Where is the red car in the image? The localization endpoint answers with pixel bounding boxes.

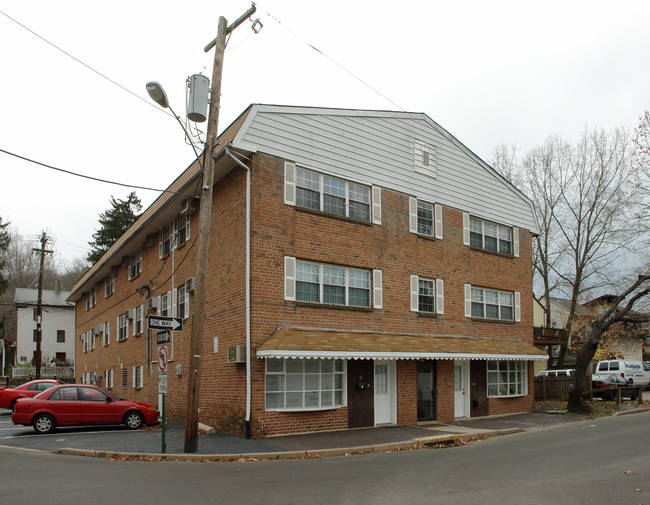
[0,379,60,412]
[12,384,159,434]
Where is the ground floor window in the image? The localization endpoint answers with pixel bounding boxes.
[487,360,527,397]
[265,358,345,410]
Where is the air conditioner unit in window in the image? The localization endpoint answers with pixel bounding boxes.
[144,233,157,248]
[125,309,135,320]
[227,345,246,364]
[185,277,195,293]
[181,198,199,216]
[93,324,103,335]
[146,297,158,311]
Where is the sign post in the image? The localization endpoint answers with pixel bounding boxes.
[157,331,169,453]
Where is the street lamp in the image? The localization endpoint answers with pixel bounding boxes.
[145,81,203,168]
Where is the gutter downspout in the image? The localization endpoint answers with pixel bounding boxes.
[225,148,251,437]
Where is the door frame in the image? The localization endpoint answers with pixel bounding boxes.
[373,360,396,425]
[454,360,470,418]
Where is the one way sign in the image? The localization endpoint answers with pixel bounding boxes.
[147,315,183,331]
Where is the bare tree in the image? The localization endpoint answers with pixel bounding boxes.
[568,274,650,414]
[632,111,650,251]
[553,127,638,366]
[522,136,571,328]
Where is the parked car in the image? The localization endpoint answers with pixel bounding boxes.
[591,374,638,401]
[536,369,574,378]
[11,384,159,434]
[594,360,650,386]
[0,379,61,412]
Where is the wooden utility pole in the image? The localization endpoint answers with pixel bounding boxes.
[33,232,53,379]
[184,4,257,453]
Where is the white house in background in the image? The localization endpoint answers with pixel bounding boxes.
[14,288,75,367]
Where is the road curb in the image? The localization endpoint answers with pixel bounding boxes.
[50,428,522,462]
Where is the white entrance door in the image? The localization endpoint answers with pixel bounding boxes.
[454,361,469,418]
[374,361,395,425]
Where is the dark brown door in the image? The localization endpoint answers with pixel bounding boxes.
[347,359,374,428]
[417,361,437,421]
[470,361,488,417]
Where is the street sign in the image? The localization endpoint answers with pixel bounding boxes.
[158,345,168,373]
[147,315,183,331]
[156,331,170,346]
[158,373,168,394]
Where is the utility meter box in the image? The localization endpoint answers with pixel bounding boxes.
[187,74,209,123]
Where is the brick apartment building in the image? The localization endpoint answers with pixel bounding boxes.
[70,105,547,438]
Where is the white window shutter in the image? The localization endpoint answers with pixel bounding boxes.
[373,269,383,309]
[132,308,136,336]
[132,367,136,388]
[513,227,520,257]
[156,296,161,313]
[409,197,418,234]
[514,291,521,322]
[435,204,443,240]
[116,316,119,339]
[464,284,472,317]
[159,231,163,259]
[410,275,419,312]
[172,289,177,318]
[436,279,444,315]
[284,256,296,301]
[372,186,382,225]
[284,162,296,205]
[186,214,191,241]
[463,213,470,246]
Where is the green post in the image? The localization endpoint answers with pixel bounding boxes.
[162,394,166,453]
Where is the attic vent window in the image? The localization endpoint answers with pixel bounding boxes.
[413,139,437,178]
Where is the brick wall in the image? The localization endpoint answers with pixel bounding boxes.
[75,150,536,438]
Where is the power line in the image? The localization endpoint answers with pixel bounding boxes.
[0,147,196,196]
[0,9,172,118]
[254,2,408,113]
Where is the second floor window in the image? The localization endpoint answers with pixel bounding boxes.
[471,287,514,321]
[295,260,370,307]
[296,167,371,222]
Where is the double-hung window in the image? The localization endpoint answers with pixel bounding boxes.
[409,197,443,239]
[161,292,170,317]
[104,369,114,389]
[118,314,128,341]
[295,167,371,222]
[134,306,144,335]
[487,361,527,397]
[470,286,514,321]
[295,260,370,307]
[129,249,143,279]
[133,366,143,389]
[178,285,188,319]
[469,216,513,255]
[410,275,444,314]
[105,274,115,297]
[265,358,345,410]
[103,321,110,346]
[417,202,434,236]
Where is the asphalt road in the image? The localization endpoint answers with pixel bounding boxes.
[1,411,649,505]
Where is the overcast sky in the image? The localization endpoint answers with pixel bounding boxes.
[1,0,648,265]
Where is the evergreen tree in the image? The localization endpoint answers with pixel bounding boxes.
[0,216,9,294]
[87,192,142,264]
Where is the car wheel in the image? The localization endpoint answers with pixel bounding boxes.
[9,399,17,413]
[33,414,55,434]
[124,411,144,430]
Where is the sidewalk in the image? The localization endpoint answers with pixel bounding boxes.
[52,409,601,461]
